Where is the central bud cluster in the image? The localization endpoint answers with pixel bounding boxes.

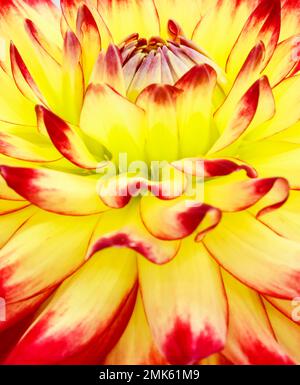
[119,29,218,101]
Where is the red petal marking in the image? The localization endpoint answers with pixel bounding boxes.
[63,30,81,65]
[175,63,217,90]
[98,172,186,209]
[210,79,260,154]
[178,204,222,241]
[168,19,184,40]
[1,166,39,199]
[240,339,294,365]
[172,158,257,178]
[5,283,138,365]
[87,233,171,265]
[40,106,96,170]
[137,83,182,106]
[10,43,46,104]
[76,3,100,40]
[163,318,224,365]
[41,107,72,152]
[254,178,290,217]
[0,290,54,333]
[227,0,281,72]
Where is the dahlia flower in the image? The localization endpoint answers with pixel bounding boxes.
[0,0,300,365]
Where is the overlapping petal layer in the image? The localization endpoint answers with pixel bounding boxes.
[0,0,300,365]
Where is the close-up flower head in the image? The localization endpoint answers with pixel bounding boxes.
[0,0,300,366]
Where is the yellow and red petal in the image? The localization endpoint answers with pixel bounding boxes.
[222,271,293,365]
[5,248,137,364]
[0,166,107,215]
[204,212,300,299]
[105,292,167,365]
[87,200,180,265]
[138,238,227,364]
[0,210,98,303]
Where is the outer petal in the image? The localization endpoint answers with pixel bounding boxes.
[91,44,126,95]
[5,248,138,364]
[0,289,53,333]
[0,66,36,125]
[0,205,36,248]
[281,0,300,41]
[263,35,300,86]
[76,4,101,85]
[105,293,167,365]
[246,75,300,140]
[0,166,107,215]
[222,271,293,365]
[239,140,300,189]
[80,83,145,163]
[175,64,217,157]
[87,200,180,265]
[203,211,300,299]
[154,0,205,38]
[209,79,260,154]
[0,210,98,303]
[40,106,99,169]
[205,174,289,215]
[0,128,61,163]
[139,238,227,365]
[136,84,181,162]
[193,0,260,68]
[264,299,300,364]
[259,190,300,243]
[97,0,160,43]
[226,0,280,79]
[61,30,84,124]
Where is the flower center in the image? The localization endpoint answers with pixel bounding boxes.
[119,32,220,102]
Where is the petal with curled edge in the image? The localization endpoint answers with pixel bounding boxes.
[0,166,108,216]
[5,248,138,365]
[204,211,300,299]
[97,164,187,209]
[140,194,222,241]
[138,238,227,365]
[172,157,257,178]
[86,200,180,265]
[0,210,99,303]
[204,173,289,215]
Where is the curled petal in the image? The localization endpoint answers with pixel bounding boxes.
[140,195,222,241]
[87,201,180,265]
